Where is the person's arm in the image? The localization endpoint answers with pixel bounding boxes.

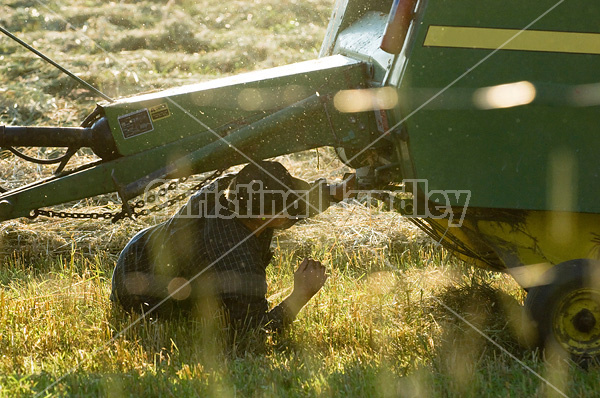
[293,173,356,219]
[263,258,328,330]
[205,203,332,331]
[280,258,328,318]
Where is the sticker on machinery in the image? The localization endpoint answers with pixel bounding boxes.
[149,103,171,121]
[118,109,154,139]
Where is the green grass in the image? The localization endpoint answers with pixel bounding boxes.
[2,243,598,397]
[1,1,599,397]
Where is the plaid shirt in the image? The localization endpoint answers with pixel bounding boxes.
[111,174,319,330]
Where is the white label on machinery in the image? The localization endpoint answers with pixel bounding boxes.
[118,109,154,139]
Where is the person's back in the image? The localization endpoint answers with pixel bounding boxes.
[111,172,270,318]
[111,161,340,334]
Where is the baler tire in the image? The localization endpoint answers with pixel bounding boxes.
[524,259,600,366]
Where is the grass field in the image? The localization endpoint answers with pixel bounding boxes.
[0,1,599,397]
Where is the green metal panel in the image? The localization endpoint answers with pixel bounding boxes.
[103,56,368,156]
[395,0,600,213]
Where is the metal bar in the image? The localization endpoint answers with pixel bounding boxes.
[0,92,345,221]
[0,57,374,221]
[0,125,95,147]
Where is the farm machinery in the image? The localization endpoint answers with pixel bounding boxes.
[2,0,600,361]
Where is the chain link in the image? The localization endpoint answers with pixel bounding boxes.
[29,170,223,222]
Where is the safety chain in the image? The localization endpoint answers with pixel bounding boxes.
[29,169,224,223]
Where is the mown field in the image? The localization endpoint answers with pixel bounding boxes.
[0,1,598,397]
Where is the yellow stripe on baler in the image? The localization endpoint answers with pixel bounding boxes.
[424,25,600,55]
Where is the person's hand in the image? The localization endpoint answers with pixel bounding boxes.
[330,173,356,202]
[292,258,328,300]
